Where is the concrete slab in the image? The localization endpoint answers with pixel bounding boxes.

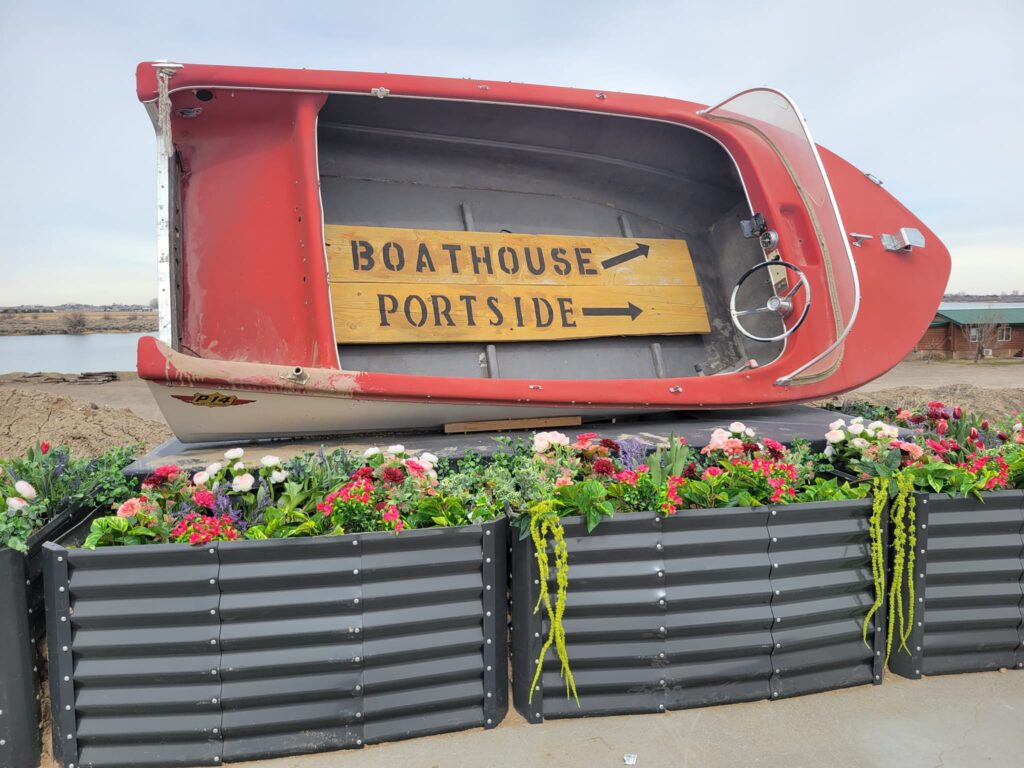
[239,672,1023,768]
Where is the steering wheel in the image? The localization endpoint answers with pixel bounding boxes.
[729,260,810,342]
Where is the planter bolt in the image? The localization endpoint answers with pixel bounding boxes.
[67,734,72,740]
[876,651,881,656]
[212,728,218,734]
[211,640,217,645]
[211,669,217,675]
[486,530,492,536]
[486,639,492,645]
[208,549,214,554]
[771,510,777,516]
[355,628,361,634]
[776,643,782,649]
[657,571,664,578]
[773,563,779,568]
[915,670,920,675]
[535,713,541,719]
[210,579,216,584]
[486,666,492,672]
[356,739,363,746]
[355,685,361,691]
[774,590,780,596]
[659,679,666,685]
[59,586,65,592]
[212,698,218,704]
[487,692,492,698]
[353,569,359,575]
[918,621,922,627]
[64,675,69,681]
[771,537,778,543]
[354,656,361,663]
[486,585,492,590]
[658,652,665,659]
[918,597,923,603]
[486,611,492,617]
[875,675,880,680]
[58,556,63,562]
[485,557,491,563]
[353,540,358,545]
[655,543,663,551]
[658,599,665,606]
[354,598,360,604]
[487,718,493,724]
[921,523,927,528]
[658,704,666,711]
[535,632,540,638]
[920,549,925,555]
[659,627,666,633]
[534,580,539,585]
[210,609,216,615]
[775,669,781,675]
[356,712,363,719]
[916,646,921,651]
[772,692,779,698]
[62,646,68,652]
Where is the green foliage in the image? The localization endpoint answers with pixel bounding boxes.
[795,477,869,503]
[646,434,692,487]
[553,479,614,532]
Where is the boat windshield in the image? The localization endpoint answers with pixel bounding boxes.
[702,89,859,385]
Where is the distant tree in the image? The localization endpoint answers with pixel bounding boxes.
[959,310,1004,363]
[148,297,159,310]
[63,311,88,335]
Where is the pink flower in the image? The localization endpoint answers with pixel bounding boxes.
[403,459,427,478]
[14,480,37,500]
[723,438,745,457]
[382,505,401,522]
[192,490,216,510]
[702,467,724,480]
[6,497,28,511]
[554,475,573,488]
[613,470,638,486]
[636,464,650,473]
[116,497,147,518]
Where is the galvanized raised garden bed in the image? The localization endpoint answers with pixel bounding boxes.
[44,519,507,768]
[889,490,1024,678]
[511,500,886,721]
[1,506,96,768]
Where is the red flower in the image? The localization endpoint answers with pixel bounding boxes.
[952,406,963,420]
[154,464,181,481]
[997,431,1009,441]
[40,441,50,454]
[592,458,615,476]
[969,427,979,440]
[192,490,216,510]
[981,419,990,430]
[577,432,598,441]
[927,401,945,409]
[381,466,406,484]
[599,438,621,452]
[936,420,949,435]
[352,466,374,480]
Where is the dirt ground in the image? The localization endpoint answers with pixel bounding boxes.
[0,360,1020,459]
[0,310,157,336]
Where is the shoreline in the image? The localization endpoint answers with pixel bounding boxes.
[0,310,156,336]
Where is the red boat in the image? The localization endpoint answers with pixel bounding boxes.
[135,61,949,442]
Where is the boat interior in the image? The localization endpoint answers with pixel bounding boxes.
[317,94,785,380]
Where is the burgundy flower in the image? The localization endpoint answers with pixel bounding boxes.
[599,438,621,453]
[909,414,928,424]
[981,419,990,431]
[592,458,615,476]
[154,464,181,481]
[381,466,406,483]
[952,406,963,420]
[682,461,698,479]
[998,431,1009,441]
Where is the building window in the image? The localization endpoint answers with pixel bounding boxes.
[997,326,1011,342]
[968,326,979,342]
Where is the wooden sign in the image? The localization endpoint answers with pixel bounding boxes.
[325,225,709,343]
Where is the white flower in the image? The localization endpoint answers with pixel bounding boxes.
[193,471,210,486]
[729,421,746,434]
[233,461,245,472]
[260,455,281,468]
[863,430,876,439]
[419,452,439,466]
[848,423,865,436]
[851,416,865,424]
[205,462,223,475]
[532,433,551,453]
[825,429,845,444]
[824,445,835,458]
[363,447,380,458]
[14,480,37,500]
[867,421,885,432]
[270,469,289,484]
[548,432,570,447]
[1014,423,1022,433]
[829,419,846,431]
[386,444,406,454]
[881,424,900,438]
[6,496,28,510]
[851,438,870,449]
[231,473,255,493]
[744,428,756,438]
[224,447,245,460]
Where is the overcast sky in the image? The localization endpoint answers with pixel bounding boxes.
[1,0,1020,304]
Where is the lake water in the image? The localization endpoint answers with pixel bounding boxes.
[0,333,149,374]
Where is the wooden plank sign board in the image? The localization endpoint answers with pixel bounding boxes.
[325,225,709,343]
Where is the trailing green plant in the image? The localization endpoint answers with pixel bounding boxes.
[527,498,577,705]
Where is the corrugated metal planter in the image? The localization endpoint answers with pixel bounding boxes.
[511,500,886,721]
[1,507,95,768]
[43,519,507,768]
[889,490,1024,678]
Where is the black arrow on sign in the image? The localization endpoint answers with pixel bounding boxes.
[601,242,650,269]
[582,303,643,321]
